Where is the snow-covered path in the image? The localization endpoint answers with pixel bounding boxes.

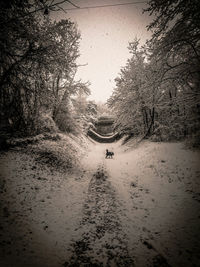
[68,139,200,267]
[0,138,200,266]
[104,140,200,267]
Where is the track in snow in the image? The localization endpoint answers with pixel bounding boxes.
[65,165,134,267]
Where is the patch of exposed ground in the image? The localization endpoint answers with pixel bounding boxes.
[64,166,134,266]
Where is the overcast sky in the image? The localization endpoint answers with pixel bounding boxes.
[52,0,153,102]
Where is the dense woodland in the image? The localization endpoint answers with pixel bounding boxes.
[0,0,200,145]
[0,0,101,137]
[108,0,200,144]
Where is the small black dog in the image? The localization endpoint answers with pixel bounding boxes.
[105,149,114,159]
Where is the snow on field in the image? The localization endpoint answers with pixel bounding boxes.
[0,135,200,266]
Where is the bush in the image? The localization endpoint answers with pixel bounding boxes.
[54,108,81,135]
[151,122,185,142]
[36,114,58,134]
[185,130,200,149]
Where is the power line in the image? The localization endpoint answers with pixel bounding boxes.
[64,1,148,11]
[66,0,80,8]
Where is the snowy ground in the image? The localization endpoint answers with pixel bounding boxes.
[0,135,200,266]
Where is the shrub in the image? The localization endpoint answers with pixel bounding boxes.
[54,107,81,135]
[36,114,58,134]
[151,122,185,142]
[185,130,200,149]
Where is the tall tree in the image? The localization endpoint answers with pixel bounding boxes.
[145,0,200,138]
[109,1,200,141]
[0,1,84,135]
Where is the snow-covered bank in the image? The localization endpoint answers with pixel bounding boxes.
[0,134,91,267]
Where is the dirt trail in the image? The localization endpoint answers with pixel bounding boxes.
[0,138,200,266]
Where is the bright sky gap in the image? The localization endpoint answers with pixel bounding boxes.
[52,0,153,102]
